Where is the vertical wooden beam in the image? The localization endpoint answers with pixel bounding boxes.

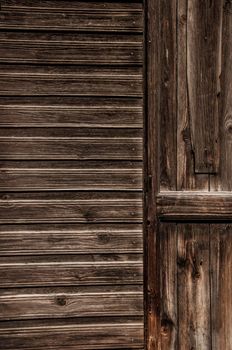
[177,224,211,349]
[211,1,232,190]
[187,0,222,173]
[210,224,232,349]
[159,0,177,191]
[145,0,160,348]
[177,0,208,190]
[160,223,177,350]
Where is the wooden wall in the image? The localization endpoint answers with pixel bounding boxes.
[0,1,144,349]
[146,0,232,349]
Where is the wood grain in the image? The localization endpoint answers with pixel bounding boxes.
[0,66,143,97]
[159,0,177,191]
[0,97,143,128]
[0,255,143,287]
[187,0,221,173]
[159,223,177,350]
[177,224,210,349]
[157,191,232,221]
[0,223,143,255]
[210,224,232,349]
[0,287,143,320]
[177,0,208,190]
[0,192,142,223]
[0,32,143,65]
[0,318,144,349]
[0,2,143,32]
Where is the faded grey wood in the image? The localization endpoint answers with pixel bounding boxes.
[177,224,210,350]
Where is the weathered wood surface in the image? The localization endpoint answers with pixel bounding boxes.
[177,224,210,350]
[0,97,143,128]
[186,0,221,173]
[0,32,143,65]
[159,223,177,350]
[0,192,142,223]
[0,66,143,97]
[0,317,144,349]
[0,286,143,320]
[0,223,143,255]
[0,128,142,160]
[157,191,232,221]
[177,0,208,190]
[0,1,143,32]
[159,0,177,191]
[210,224,232,349]
[0,1,144,349]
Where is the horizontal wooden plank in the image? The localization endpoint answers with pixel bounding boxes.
[0,169,142,191]
[0,32,143,65]
[0,320,144,349]
[0,287,143,320]
[0,257,143,287]
[1,0,143,11]
[157,191,232,221]
[0,191,142,223]
[0,2,143,33]
[0,223,143,255]
[0,66,143,97]
[0,128,142,160]
[0,96,143,128]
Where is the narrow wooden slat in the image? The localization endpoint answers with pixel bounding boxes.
[187,0,222,173]
[0,160,142,191]
[0,32,143,65]
[0,66,143,97]
[0,321,144,349]
[177,224,210,349]
[177,0,208,191]
[0,223,143,255]
[0,98,143,128]
[210,224,232,349]
[211,1,232,190]
[0,288,143,321]
[159,223,177,350]
[0,96,143,128]
[1,0,143,11]
[159,0,177,191]
[157,191,232,221]
[0,3,143,32]
[0,191,142,224]
[0,257,143,287]
[0,128,142,160]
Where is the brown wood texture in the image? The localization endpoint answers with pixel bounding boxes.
[146,0,232,349]
[157,191,232,221]
[0,1,144,349]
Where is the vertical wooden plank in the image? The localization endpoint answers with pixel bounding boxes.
[177,0,208,191]
[177,224,211,350]
[145,0,161,348]
[211,1,232,190]
[187,0,222,173]
[210,224,232,349]
[160,223,177,350]
[159,0,177,191]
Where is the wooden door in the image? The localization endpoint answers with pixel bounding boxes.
[0,1,144,349]
[146,0,232,349]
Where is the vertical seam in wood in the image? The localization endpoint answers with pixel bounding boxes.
[209,223,213,350]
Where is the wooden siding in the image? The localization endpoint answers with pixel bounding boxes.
[0,1,144,349]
